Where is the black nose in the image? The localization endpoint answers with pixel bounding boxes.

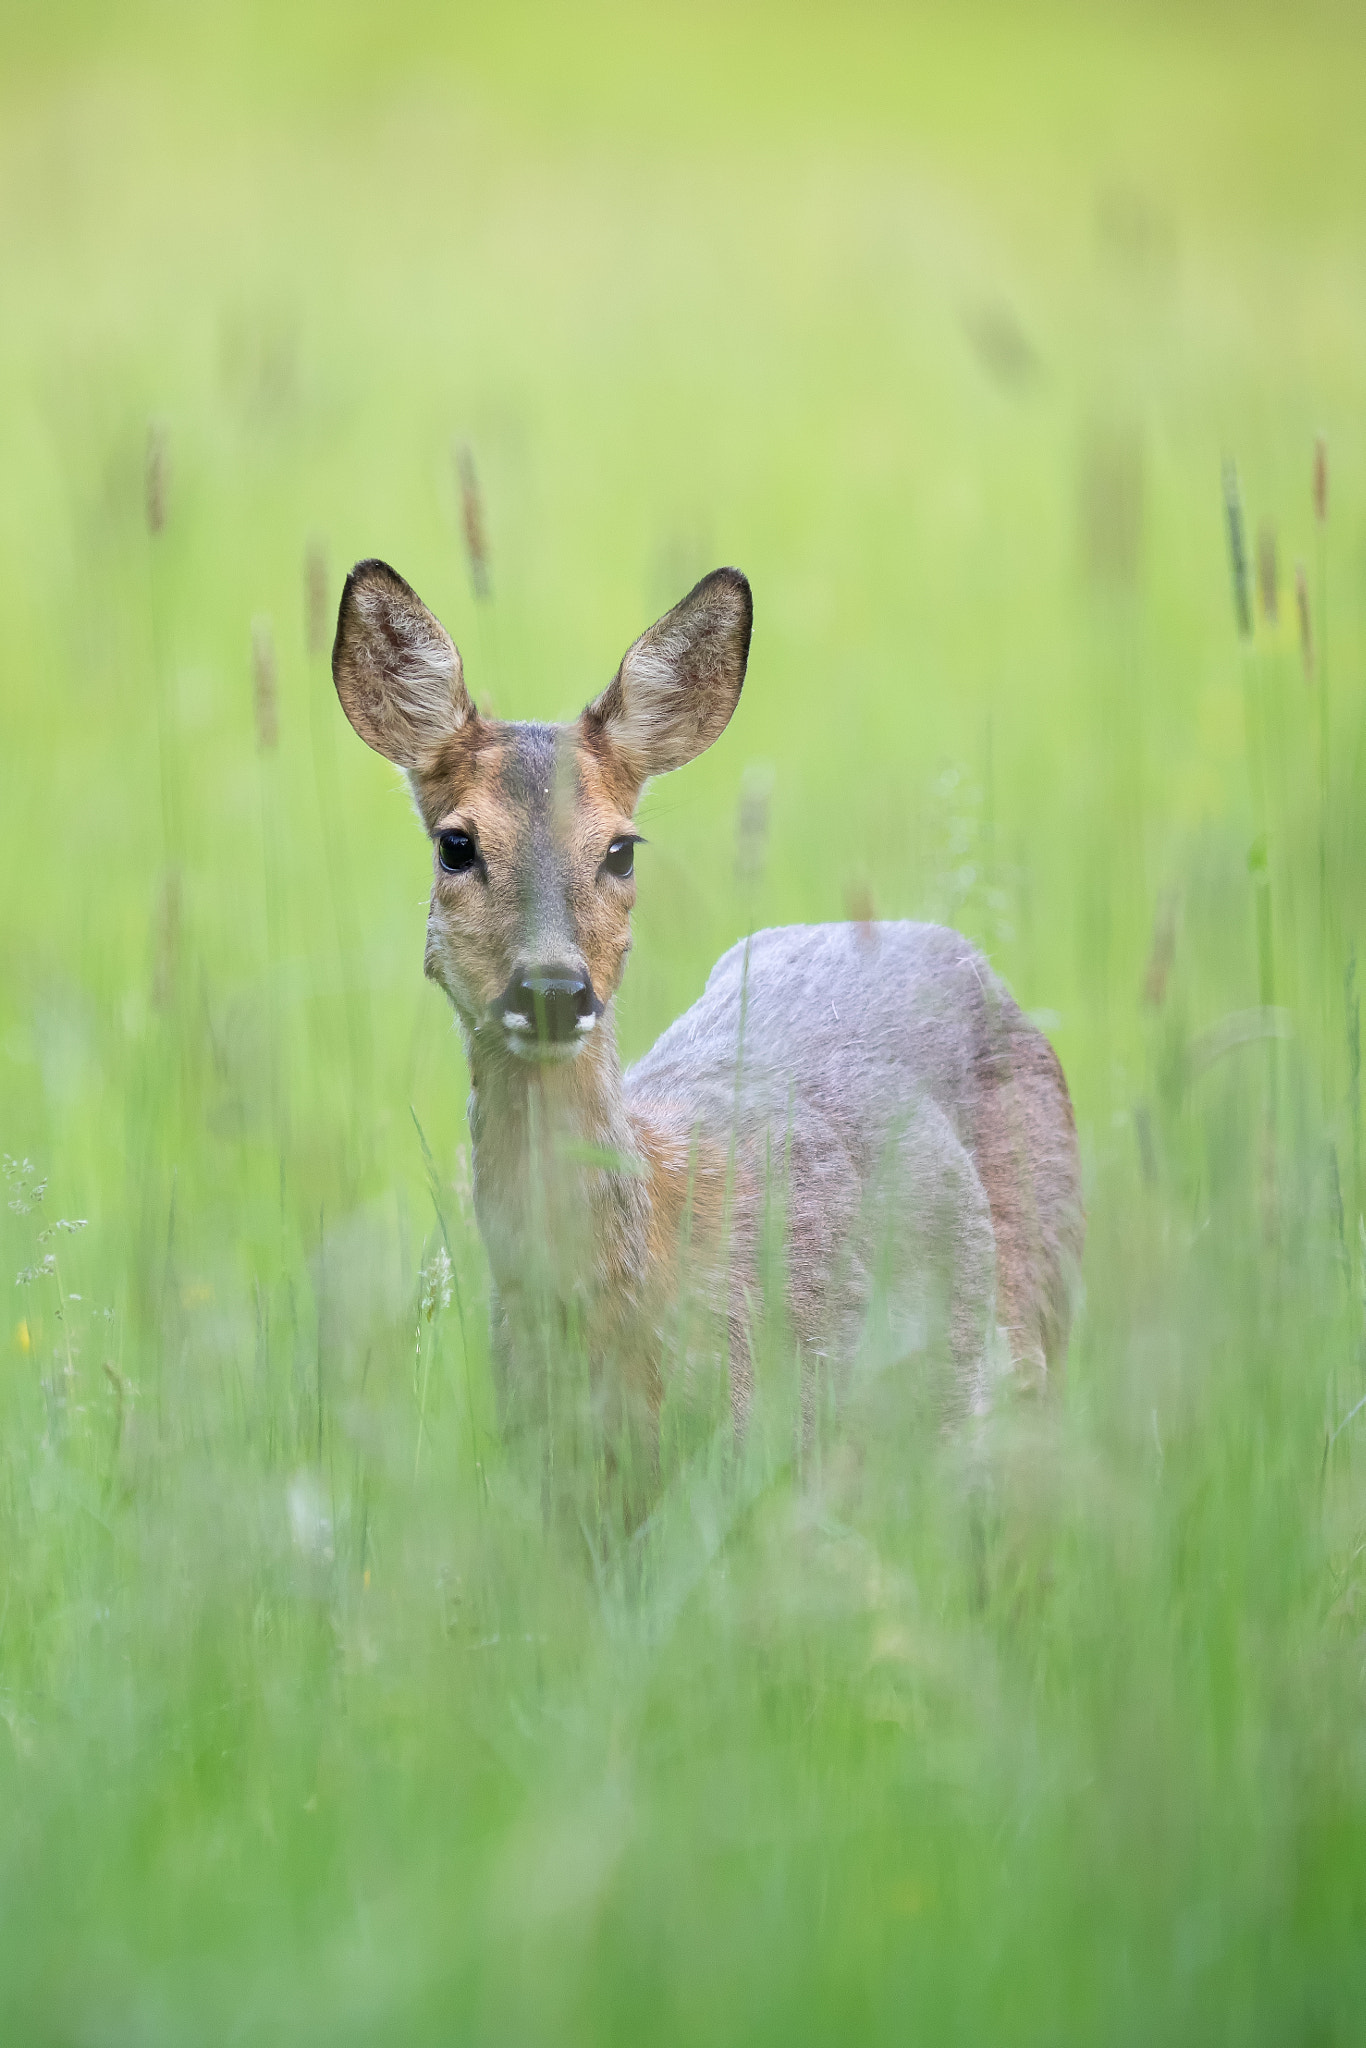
[503,967,597,1044]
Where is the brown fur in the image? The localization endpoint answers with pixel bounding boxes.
[973,998,1084,1391]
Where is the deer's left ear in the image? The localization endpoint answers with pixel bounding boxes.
[332,558,473,769]
[581,567,751,787]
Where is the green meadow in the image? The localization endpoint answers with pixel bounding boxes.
[3,1,1366,2038]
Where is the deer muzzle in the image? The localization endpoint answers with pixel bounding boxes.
[496,965,602,1055]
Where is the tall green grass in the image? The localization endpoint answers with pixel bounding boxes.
[3,3,1366,2039]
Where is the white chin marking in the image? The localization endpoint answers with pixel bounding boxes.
[504,1032,582,1064]
[575,1012,596,1034]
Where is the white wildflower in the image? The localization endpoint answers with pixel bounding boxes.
[422,1245,453,1321]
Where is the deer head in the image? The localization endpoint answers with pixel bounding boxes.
[332,560,751,1059]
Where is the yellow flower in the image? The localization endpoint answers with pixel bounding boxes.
[15,1320,30,1353]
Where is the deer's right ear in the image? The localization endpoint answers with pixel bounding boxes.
[581,567,751,790]
[332,559,473,769]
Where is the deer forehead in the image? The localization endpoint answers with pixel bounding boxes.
[418,722,634,860]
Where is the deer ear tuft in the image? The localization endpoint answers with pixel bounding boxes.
[332,559,472,769]
[581,567,751,788]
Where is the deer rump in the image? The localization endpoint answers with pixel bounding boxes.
[625,920,1082,1425]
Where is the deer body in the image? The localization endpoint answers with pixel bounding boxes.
[333,561,1082,1438]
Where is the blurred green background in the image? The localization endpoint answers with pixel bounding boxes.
[4,2,1366,2040]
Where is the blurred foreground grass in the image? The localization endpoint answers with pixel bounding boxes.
[4,2,1366,2040]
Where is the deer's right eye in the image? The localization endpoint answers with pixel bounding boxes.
[438,831,479,874]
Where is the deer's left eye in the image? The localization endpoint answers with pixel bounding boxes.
[438,830,479,874]
[603,838,635,880]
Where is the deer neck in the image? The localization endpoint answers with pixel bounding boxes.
[464,1003,650,1307]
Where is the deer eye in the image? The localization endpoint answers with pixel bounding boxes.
[437,830,479,875]
[603,837,635,880]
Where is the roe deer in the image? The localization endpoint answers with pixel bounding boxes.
[332,560,1083,1438]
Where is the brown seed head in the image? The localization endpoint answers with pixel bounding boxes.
[1256,521,1278,625]
[844,880,879,954]
[1080,420,1144,588]
[735,763,774,885]
[1142,892,1178,1008]
[145,423,168,536]
[455,441,490,602]
[1313,435,1328,525]
[253,618,279,752]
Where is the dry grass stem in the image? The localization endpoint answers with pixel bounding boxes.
[1295,560,1314,681]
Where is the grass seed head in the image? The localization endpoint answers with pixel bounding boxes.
[4,1157,47,1214]
[735,762,775,886]
[1080,421,1144,587]
[145,422,168,536]
[1313,434,1328,524]
[1143,892,1178,1008]
[455,441,490,602]
[844,880,879,954]
[253,618,279,752]
[422,1246,453,1321]
[1221,459,1251,638]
